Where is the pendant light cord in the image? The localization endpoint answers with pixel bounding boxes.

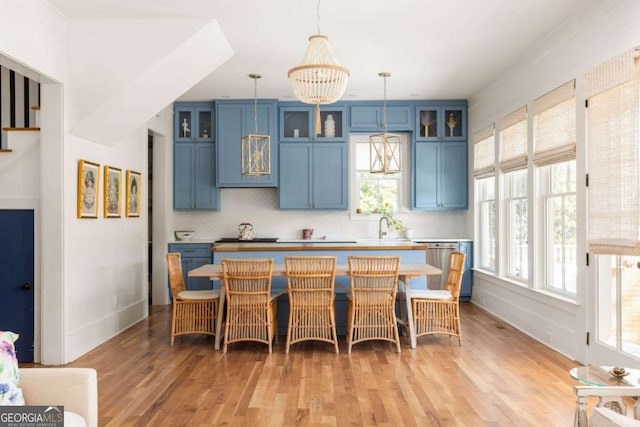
[383,75,388,134]
[316,0,321,34]
[253,76,258,134]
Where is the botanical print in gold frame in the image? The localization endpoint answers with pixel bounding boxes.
[126,170,141,218]
[103,165,121,218]
[77,160,100,218]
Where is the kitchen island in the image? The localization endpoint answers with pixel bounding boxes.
[189,260,441,350]
[209,240,432,337]
[211,240,428,275]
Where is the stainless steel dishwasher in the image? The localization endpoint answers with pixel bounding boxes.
[414,241,457,290]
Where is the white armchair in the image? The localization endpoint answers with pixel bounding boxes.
[19,368,98,427]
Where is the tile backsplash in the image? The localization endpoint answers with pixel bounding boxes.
[173,188,470,241]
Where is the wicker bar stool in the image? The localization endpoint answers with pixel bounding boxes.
[221,258,281,353]
[409,251,466,345]
[346,256,401,353]
[284,256,339,354]
[166,253,220,346]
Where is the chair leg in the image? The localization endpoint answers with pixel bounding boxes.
[393,314,401,353]
[223,306,231,354]
[347,300,356,354]
[285,311,293,354]
[171,301,178,346]
[268,300,277,354]
[331,306,339,354]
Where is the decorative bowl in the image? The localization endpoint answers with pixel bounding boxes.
[175,230,195,241]
[609,367,630,379]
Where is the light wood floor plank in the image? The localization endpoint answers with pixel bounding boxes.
[26,302,582,426]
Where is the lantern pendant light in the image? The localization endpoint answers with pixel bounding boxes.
[287,0,349,134]
[241,74,271,176]
[370,72,401,174]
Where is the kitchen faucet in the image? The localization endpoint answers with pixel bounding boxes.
[379,216,390,239]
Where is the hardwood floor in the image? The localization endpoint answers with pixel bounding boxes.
[57,302,579,426]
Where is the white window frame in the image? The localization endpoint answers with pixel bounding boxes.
[349,133,409,219]
[539,160,577,295]
[476,176,496,272]
[504,169,528,282]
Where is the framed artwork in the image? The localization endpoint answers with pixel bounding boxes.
[103,165,122,218]
[126,170,141,217]
[77,160,100,218]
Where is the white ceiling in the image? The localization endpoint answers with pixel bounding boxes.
[47,0,595,101]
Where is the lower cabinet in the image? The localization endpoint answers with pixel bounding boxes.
[412,141,468,210]
[457,241,473,301]
[279,142,348,210]
[167,243,215,291]
[174,143,219,210]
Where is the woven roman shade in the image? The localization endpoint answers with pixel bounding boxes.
[585,48,640,255]
[533,80,576,166]
[499,106,528,172]
[473,125,495,178]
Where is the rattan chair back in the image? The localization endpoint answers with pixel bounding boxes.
[284,256,338,353]
[446,251,466,300]
[346,256,401,353]
[166,252,187,298]
[221,258,277,353]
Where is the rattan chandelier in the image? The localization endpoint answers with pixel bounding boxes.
[287,0,349,134]
[241,74,271,176]
[370,72,401,174]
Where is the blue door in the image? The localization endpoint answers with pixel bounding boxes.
[0,210,34,362]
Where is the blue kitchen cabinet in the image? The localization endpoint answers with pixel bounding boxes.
[412,141,467,210]
[167,243,217,291]
[349,102,413,131]
[457,241,473,301]
[174,143,219,210]
[174,102,214,143]
[415,103,467,141]
[279,142,348,210]
[279,103,346,142]
[173,102,219,211]
[215,99,278,187]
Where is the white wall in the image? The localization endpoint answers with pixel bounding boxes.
[0,3,229,363]
[467,0,640,362]
[0,1,66,83]
[0,132,41,198]
[63,129,149,361]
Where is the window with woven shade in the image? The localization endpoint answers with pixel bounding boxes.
[585,48,640,255]
[473,125,495,178]
[500,106,529,281]
[499,106,528,173]
[474,124,496,271]
[533,80,576,167]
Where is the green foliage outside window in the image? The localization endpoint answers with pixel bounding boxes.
[358,172,404,231]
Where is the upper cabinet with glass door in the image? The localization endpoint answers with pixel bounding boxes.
[279,102,346,142]
[415,102,467,141]
[174,102,215,143]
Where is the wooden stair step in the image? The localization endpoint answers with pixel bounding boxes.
[0,149,13,153]
[2,127,41,131]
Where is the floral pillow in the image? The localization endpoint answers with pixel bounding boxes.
[0,331,25,405]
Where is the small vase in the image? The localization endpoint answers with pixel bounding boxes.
[324,114,335,138]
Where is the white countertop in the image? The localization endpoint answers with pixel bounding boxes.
[168,238,472,244]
